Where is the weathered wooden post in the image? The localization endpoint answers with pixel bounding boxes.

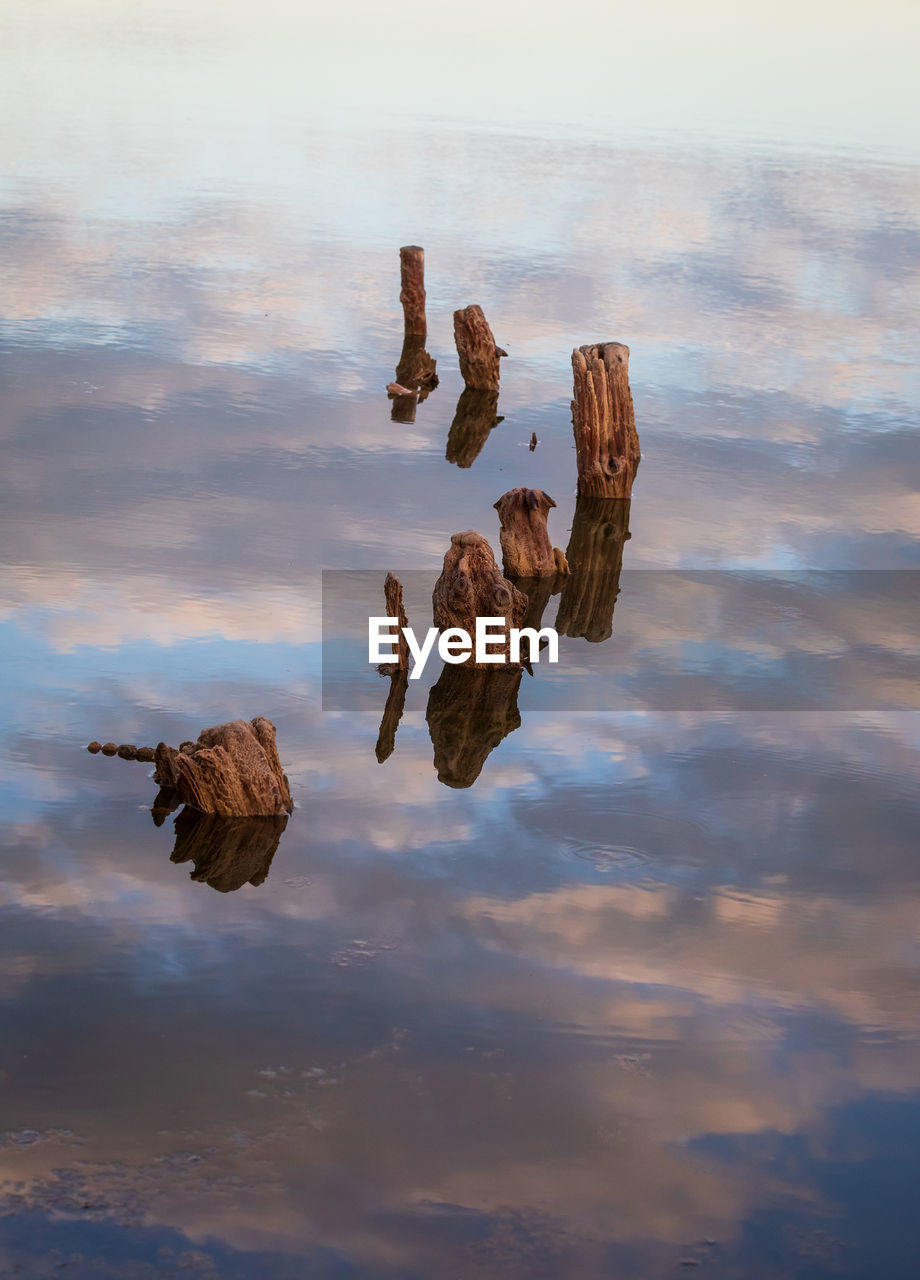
[426,665,523,788]
[555,497,631,643]
[446,388,503,467]
[432,531,526,665]
[399,245,427,338]
[571,342,640,498]
[375,572,410,763]
[453,305,507,391]
[493,487,569,579]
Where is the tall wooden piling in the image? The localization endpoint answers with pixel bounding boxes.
[571,342,640,498]
[399,245,427,338]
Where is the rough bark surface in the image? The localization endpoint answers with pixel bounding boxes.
[446,389,503,467]
[432,531,527,666]
[494,487,569,579]
[453,305,506,391]
[153,717,292,817]
[170,809,288,892]
[426,665,523,788]
[399,245,427,337]
[571,342,640,498]
[381,572,410,672]
[555,497,631,643]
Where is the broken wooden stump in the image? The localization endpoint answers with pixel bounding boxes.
[432,531,527,666]
[493,487,569,580]
[555,496,632,643]
[153,716,292,817]
[453,304,506,392]
[426,665,523,788]
[376,572,410,763]
[170,809,288,892]
[399,245,427,338]
[446,388,503,467]
[571,342,640,498]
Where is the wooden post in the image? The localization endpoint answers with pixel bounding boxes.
[453,305,507,391]
[493,487,569,579]
[446,388,503,467]
[555,497,631,643]
[399,245,427,338]
[426,665,523,788]
[432,531,526,666]
[571,342,640,498]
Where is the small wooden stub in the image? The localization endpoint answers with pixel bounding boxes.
[571,342,640,498]
[493,487,569,580]
[453,305,506,392]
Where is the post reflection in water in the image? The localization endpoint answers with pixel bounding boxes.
[555,496,632,643]
[446,387,504,467]
[426,663,523,788]
[167,808,289,892]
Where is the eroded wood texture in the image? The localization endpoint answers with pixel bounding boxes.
[453,305,506,391]
[153,717,293,817]
[571,342,640,498]
[380,572,410,672]
[432,531,526,666]
[399,245,427,337]
[555,497,631,643]
[426,665,523,788]
[494,487,569,579]
[170,809,288,892]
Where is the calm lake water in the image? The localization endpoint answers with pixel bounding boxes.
[1,3,919,1277]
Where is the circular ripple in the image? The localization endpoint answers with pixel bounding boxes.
[566,840,651,872]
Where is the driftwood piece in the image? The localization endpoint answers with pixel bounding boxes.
[399,245,427,338]
[571,342,640,498]
[432,531,527,666]
[170,809,288,892]
[555,497,631,643]
[453,305,506,391]
[494,487,569,579]
[446,389,503,467]
[426,665,523,788]
[153,717,292,817]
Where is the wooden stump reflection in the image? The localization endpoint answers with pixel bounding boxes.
[426,665,523,788]
[446,388,503,467]
[555,497,631,643]
[170,808,289,892]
